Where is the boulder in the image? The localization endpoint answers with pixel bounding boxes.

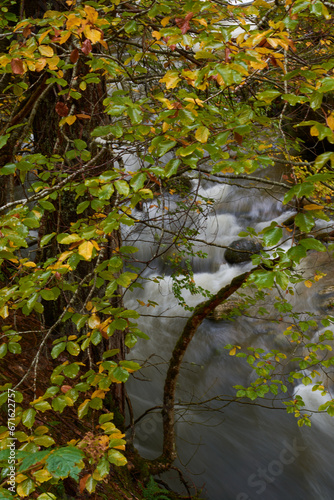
[225,238,262,264]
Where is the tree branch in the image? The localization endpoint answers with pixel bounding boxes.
[149,269,253,473]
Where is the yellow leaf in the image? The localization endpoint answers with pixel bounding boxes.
[0,306,8,319]
[314,273,326,281]
[64,115,77,126]
[184,97,204,107]
[195,125,210,143]
[33,469,53,483]
[66,14,82,29]
[196,18,208,27]
[310,125,319,137]
[91,240,100,251]
[68,335,77,340]
[91,389,107,399]
[304,280,313,288]
[152,31,161,40]
[35,58,46,72]
[38,30,51,44]
[161,16,170,27]
[59,31,72,44]
[303,204,323,210]
[83,26,101,44]
[100,318,112,332]
[162,122,169,132]
[159,70,181,89]
[327,114,334,131]
[84,5,98,24]
[58,251,73,263]
[47,55,60,70]
[78,240,94,260]
[16,474,28,484]
[88,314,100,329]
[229,347,236,356]
[38,45,54,57]
[23,261,36,267]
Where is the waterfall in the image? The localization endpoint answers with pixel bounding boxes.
[125,171,334,500]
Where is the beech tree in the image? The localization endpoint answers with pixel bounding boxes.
[0,0,334,498]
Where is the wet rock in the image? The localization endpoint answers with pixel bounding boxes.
[225,238,263,264]
[208,298,245,321]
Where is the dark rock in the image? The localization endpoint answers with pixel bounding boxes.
[225,238,263,264]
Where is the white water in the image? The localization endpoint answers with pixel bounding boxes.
[125,173,334,500]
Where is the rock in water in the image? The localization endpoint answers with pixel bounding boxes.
[225,238,262,264]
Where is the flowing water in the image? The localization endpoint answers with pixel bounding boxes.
[125,170,334,500]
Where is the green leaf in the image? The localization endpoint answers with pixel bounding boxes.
[8,342,21,354]
[0,162,16,174]
[34,435,55,447]
[39,200,55,211]
[215,131,230,146]
[63,363,80,378]
[32,401,52,412]
[0,134,10,150]
[283,183,314,204]
[114,180,130,197]
[295,213,315,233]
[22,408,36,429]
[0,343,8,359]
[91,125,113,137]
[299,238,326,251]
[91,330,102,346]
[107,449,127,466]
[73,139,87,151]
[51,342,66,359]
[262,226,282,246]
[251,270,275,290]
[77,200,90,214]
[67,342,80,356]
[45,446,84,480]
[164,158,180,177]
[128,107,143,125]
[130,172,146,192]
[96,456,110,478]
[18,450,51,473]
[155,139,177,157]
[112,366,129,382]
[17,479,35,497]
[327,406,334,417]
[40,232,56,247]
[256,90,281,103]
[40,289,55,301]
[117,272,137,287]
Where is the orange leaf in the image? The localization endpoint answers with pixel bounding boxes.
[11,58,24,75]
[82,39,92,55]
[61,385,72,393]
[55,102,69,117]
[79,474,91,494]
[70,48,79,63]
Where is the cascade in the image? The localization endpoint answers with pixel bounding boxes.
[125,170,334,500]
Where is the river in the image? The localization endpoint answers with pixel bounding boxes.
[125,166,334,500]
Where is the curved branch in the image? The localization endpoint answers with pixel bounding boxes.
[149,269,253,472]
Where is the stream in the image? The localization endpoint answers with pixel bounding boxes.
[124,166,334,500]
